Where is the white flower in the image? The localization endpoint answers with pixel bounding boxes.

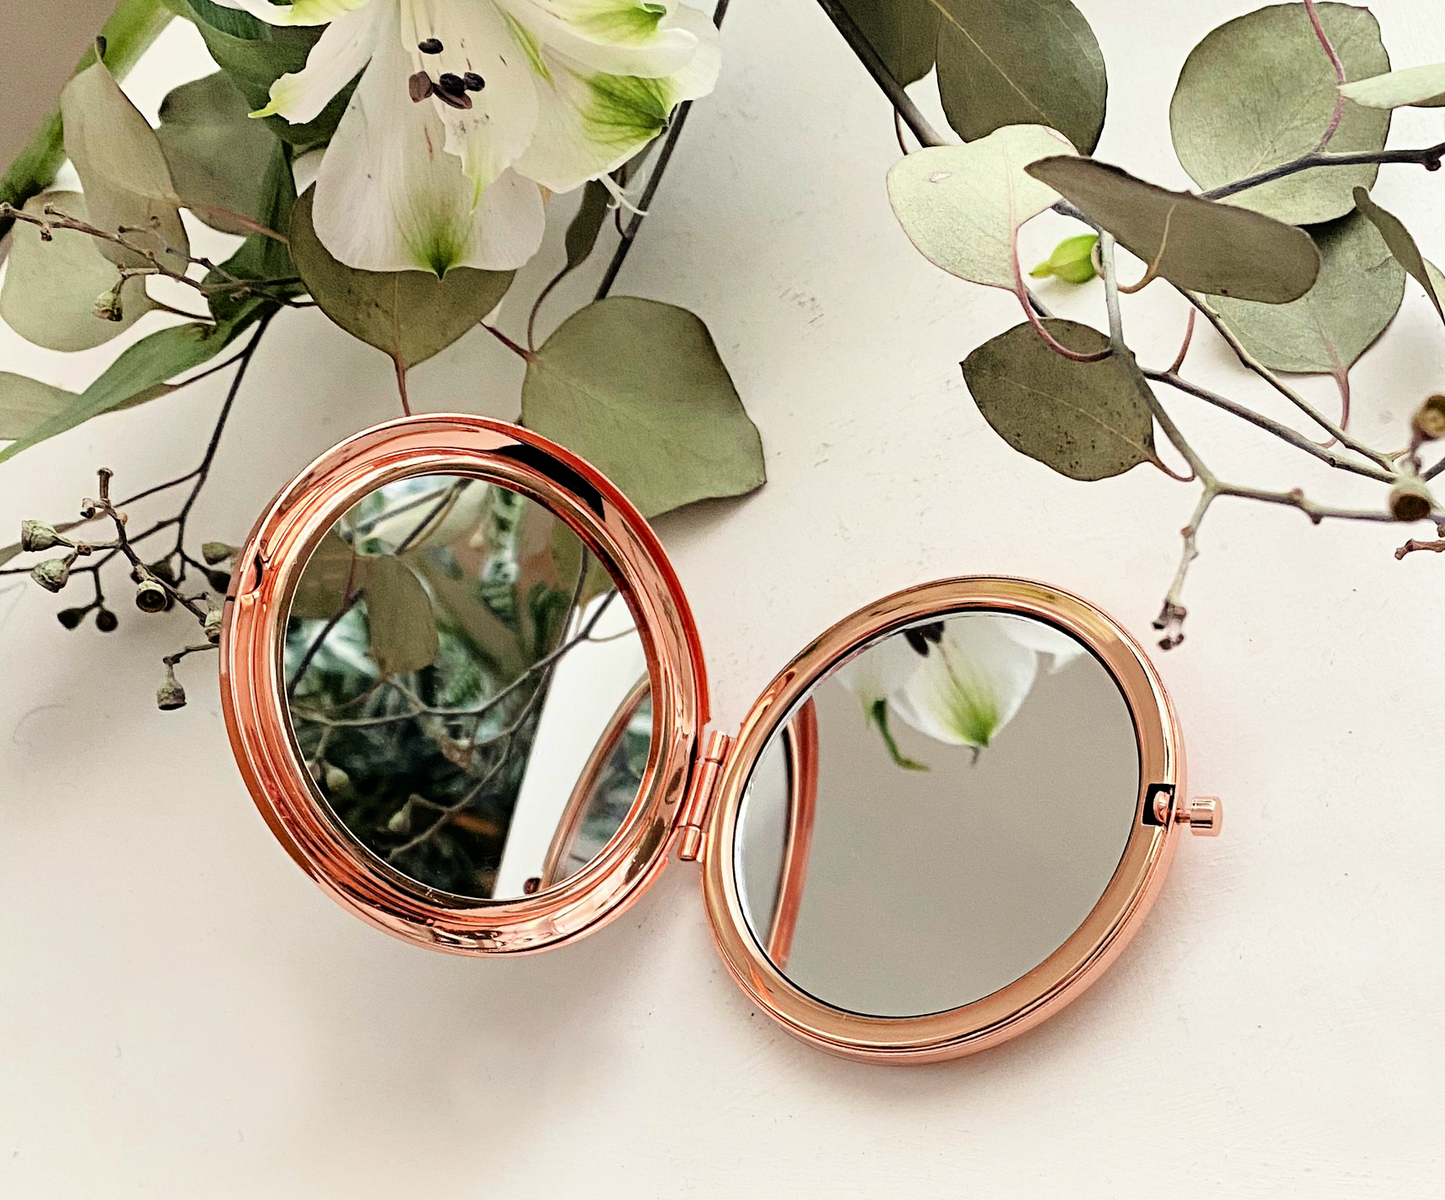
[998,613,1085,673]
[212,0,721,274]
[890,614,1040,756]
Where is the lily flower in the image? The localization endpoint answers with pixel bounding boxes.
[891,614,1040,757]
[835,633,928,769]
[211,0,721,274]
[998,613,1085,673]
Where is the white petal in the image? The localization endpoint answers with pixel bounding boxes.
[496,0,703,78]
[999,614,1086,673]
[253,4,382,123]
[512,9,717,193]
[312,8,544,273]
[208,0,373,26]
[835,632,921,710]
[400,0,540,202]
[893,614,1039,750]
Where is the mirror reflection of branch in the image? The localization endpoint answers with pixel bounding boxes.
[285,477,622,895]
[835,0,1445,647]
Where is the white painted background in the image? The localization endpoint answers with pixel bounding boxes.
[2,2,1443,1195]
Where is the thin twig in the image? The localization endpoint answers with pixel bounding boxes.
[1201,140,1445,203]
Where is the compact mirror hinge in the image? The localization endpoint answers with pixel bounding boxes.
[676,729,733,862]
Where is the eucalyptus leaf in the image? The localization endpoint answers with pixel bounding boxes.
[1028,157,1320,302]
[362,555,439,676]
[934,0,1106,154]
[961,319,1158,481]
[839,0,939,85]
[186,4,355,147]
[0,192,155,351]
[0,303,269,464]
[1353,186,1445,326]
[291,531,359,620]
[521,298,765,517]
[290,188,512,370]
[60,49,190,273]
[1340,62,1445,109]
[0,376,78,440]
[1210,211,1404,374]
[207,142,299,321]
[156,72,280,235]
[887,125,1076,291]
[1170,2,1390,224]
[564,180,612,271]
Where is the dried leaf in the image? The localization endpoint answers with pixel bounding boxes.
[1028,157,1321,302]
[1170,2,1390,224]
[935,0,1106,153]
[1210,210,1404,373]
[521,298,764,517]
[887,125,1075,291]
[961,319,1159,481]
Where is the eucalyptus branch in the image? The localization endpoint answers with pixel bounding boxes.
[813,0,948,150]
[1201,140,1445,203]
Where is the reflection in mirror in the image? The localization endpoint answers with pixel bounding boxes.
[735,612,1140,1018]
[283,473,651,900]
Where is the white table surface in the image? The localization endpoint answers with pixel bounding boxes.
[2,2,1442,1196]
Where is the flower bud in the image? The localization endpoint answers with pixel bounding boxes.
[1030,234,1100,285]
[204,568,232,593]
[1413,394,1445,443]
[204,606,223,644]
[20,520,67,552]
[56,606,88,629]
[94,608,119,633]
[30,557,71,592]
[146,559,178,585]
[201,541,235,566]
[323,764,350,793]
[93,285,124,322]
[156,666,186,711]
[135,578,169,613]
[1389,476,1435,522]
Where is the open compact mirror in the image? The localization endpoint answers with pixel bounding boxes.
[222,414,1221,1062]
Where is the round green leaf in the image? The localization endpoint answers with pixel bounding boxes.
[961,319,1159,481]
[1170,2,1390,224]
[521,298,765,518]
[60,49,190,273]
[1340,61,1445,109]
[935,0,1107,154]
[0,192,154,351]
[838,0,939,86]
[290,188,513,370]
[156,72,279,235]
[887,125,1076,291]
[1028,156,1321,303]
[1210,210,1404,373]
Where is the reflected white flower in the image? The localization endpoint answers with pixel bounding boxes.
[212,0,721,273]
[999,613,1085,673]
[835,633,926,769]
[890,615,1040,757]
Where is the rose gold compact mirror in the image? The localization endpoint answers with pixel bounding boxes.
[221,414,1222,1063]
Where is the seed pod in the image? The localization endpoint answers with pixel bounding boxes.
[30,557,72,592]
[135,578,169,613]
[323,764,350,793]
[204,567,232,593]
[20,520,66,553]
[1389,476,1435,522]
[94,608,119,633]
[201,541,235,566]
[146,558,178,585]
[156,665,187,711]
[57,606,88,630]
[93,285,124,322]
[1413,394,1445,443]
[204,607,223,644]
[408,70,434,102]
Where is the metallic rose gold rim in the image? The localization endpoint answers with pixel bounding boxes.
[765,698,818,971]
[219,414,707,955]
[700,577,1186,1063]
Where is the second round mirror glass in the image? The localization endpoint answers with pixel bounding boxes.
[735,611,1140,1018]
[282,473,651,901]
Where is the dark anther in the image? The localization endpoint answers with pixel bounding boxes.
[417,37,443,54]
[463,71,485,91]
[435,88,473,110]
[437,72,466,95]
[408,70,435,102]
[903,622,945,656]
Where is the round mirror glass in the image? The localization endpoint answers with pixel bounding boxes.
[282,473,651,900]
[734,611,1140,1018]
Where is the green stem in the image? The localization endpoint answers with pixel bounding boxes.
[0,0,174,240]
